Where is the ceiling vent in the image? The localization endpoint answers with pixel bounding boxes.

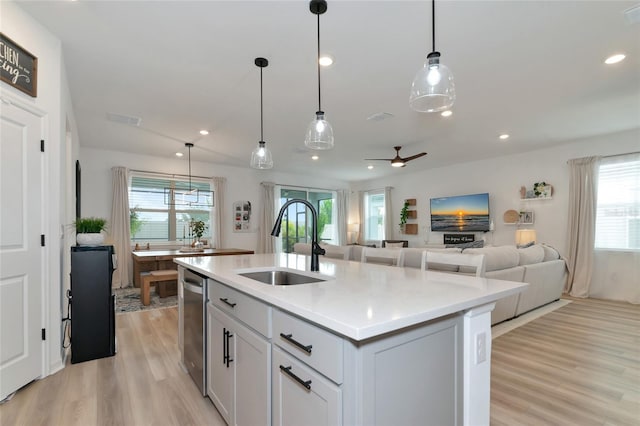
[106,112,142,127]
[625,4,640,24]
[366,112,395,122]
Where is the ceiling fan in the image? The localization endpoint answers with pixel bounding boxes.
[365,146,427,168]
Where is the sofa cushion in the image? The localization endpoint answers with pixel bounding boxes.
[464,246,519,272]
[518,244,545,266]
[541,243,561,261]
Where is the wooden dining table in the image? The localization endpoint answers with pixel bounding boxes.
[131,248,254,288]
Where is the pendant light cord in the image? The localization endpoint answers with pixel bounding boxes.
[188,144,192,191]
[432,0,436,52]
[260,66,264,141]
[317,12,322,112]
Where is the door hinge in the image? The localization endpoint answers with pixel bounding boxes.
[41,328,46,341]
[41,234,45,246]
[40,140,45,152]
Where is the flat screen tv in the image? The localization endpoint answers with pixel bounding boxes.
[430,193,490,232]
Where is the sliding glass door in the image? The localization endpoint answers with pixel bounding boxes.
[277,187,336,253]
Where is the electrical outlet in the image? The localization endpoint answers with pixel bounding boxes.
[475,332,487,364]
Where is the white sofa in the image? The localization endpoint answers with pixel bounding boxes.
[293,242,567,325]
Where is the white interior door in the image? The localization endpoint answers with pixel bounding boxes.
[0,99,44,400]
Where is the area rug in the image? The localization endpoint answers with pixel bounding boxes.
[491,298,571,339]
[114,287,177,314]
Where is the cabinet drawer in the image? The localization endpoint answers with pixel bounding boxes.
[208,279,271,338]
[273,309,343,383]
[272,346,342,426]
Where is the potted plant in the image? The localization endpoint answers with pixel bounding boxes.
[189,219,207,247]
[74,217,107,245]
[399,201,410,233]
[533,181,549,198]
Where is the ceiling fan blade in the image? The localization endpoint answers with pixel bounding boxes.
[364,158,394,161]
[402,152,427,162]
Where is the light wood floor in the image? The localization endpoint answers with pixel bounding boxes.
[0,307,225,426]
[1,298,638,426]
[491,297,640,426]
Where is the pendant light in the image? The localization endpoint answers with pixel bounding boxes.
[250,57,274,169]
[305,0,334,150]
[165,142,213,207]
[409,0,455,113]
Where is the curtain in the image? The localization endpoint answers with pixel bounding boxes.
[565,156,600,297]
[336,189,348,245]
[358,190,365,244]
[259,182,276,253]
[211,177,225,249]
[384,186,393,240]
[110,167,131,288]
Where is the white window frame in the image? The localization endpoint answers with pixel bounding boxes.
[363,189,386,243]
[128,172,213,244]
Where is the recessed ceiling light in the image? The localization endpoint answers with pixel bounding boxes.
[499,134,510,140]
[199,130,209,135]
[311,155,319,160]
[175,152,183,157]
[367,112,394,122]
[319,55,333,66]
[604,54,626,65]
[367,165,374,170]
[441,110,453,117]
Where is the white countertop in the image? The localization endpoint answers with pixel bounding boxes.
[175,253,527,341]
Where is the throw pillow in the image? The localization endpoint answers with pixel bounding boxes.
[385,242,405,248]
[464,246,519,272]
[446,240,484,250]
[516,241,535,249]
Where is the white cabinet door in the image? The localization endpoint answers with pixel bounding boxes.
[233,315,271,426]
[207,304,233,425]
[208,304,271,426]
[272,346,341,426]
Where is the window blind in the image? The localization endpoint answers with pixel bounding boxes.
[595,155,640,250]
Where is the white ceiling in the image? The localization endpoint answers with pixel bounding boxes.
[17,0,640,182]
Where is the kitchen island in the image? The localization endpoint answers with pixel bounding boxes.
[176,253,527,426]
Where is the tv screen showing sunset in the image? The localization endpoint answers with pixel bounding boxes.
[430,193,490,232]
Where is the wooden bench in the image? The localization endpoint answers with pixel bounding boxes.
[140,270,179,306]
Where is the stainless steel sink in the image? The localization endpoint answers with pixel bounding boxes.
[239,270,326,286]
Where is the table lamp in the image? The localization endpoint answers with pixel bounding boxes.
[515,229,537,246]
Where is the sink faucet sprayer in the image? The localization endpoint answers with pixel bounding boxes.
[271,199,325,272]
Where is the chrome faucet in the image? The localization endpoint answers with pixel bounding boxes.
[271,199,325,272]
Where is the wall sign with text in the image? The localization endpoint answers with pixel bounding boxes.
[0,33,38,97]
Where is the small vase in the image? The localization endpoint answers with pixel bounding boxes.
[77,233,104,246]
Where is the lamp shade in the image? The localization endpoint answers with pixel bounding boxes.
[515,229,537,246]
[250,141,273,169]
[409,53,456,112]
[348,223,359,233]
[305,111,334,150]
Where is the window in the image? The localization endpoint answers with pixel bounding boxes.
[595,154,640,250]
[129,174,213,242]
[277,187,336,253]
[364,190,386,241]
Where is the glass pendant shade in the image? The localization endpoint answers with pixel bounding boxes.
[410,52,455,112]
[305,111,334,150]
[250,141,273,169]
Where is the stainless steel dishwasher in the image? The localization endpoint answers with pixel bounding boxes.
[180,267,207,396]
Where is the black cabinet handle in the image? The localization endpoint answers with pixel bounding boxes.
[225,329,234,367]
[280,333,312,354]
[279,365,312,390]
[220,298,237,308]
[222,327,227,365]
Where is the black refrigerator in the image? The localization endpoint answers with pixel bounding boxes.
[70,245,117,364]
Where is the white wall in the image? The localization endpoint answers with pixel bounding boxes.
[2,2,79,374]
[350,128,640,302]
[79,146,350,253]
